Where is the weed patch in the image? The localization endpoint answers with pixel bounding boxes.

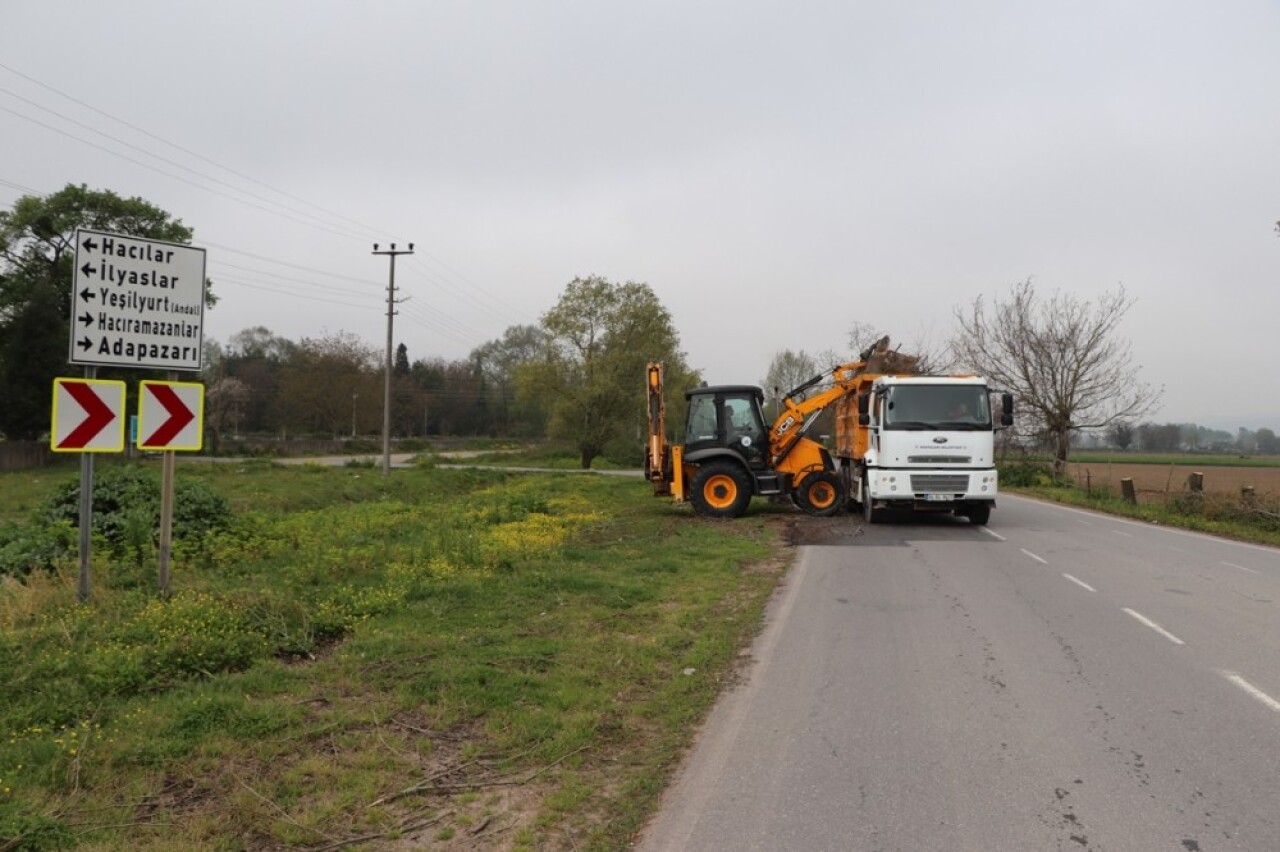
[0,464,784,849]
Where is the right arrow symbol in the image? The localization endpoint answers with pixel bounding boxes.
[59,382,117,449]
[143,384,195,447]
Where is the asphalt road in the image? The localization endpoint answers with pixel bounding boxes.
[639,495,1280,852]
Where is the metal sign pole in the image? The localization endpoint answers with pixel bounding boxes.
[157,370,177,597]
[77,365,96,603]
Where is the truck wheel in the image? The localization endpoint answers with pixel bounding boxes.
[966,503,991,525]
[797,471,843,517]
[689,461,752,518]
[861,481,881,524]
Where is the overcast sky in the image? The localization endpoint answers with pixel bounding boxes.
[3,1,1278,431]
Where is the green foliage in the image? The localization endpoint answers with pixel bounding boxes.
[41,464,231,554]
[0,463,782,849]
[518,276,697,468]
[997,458,1056,487]
[0,464,232,579]
[0,185,202,440]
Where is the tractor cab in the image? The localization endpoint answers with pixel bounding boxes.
[683,386,769,468]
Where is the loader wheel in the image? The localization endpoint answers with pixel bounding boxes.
[689,462,752,519]
[797,471,843,517]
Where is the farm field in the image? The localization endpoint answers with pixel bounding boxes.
[1064,460,1280,500]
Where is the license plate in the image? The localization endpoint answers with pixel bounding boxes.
[923,493,954,502]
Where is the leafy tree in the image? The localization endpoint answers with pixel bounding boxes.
[952,280,1161,474]
[0,185,203,438]
[1137,422,1181,452]
[393,342,410,377]
[1256,427,1279,455]
[275,332,380,436]
[471,324,550,436]
[410,356,488,435]
[518,276,695,468]
[219,326,297,433]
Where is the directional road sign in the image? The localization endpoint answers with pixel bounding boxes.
[137,381,204,451]
[70,229,207,371]
[51,378,127,452]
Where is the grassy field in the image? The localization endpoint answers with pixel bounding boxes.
[1016,450,1280,468]
[0,459,788,850]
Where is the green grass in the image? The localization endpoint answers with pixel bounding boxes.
[0,461,784,849]
[1017,451,1280,468]
[1010,482,1280,547]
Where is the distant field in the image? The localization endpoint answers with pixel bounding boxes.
[1056,452,1280,468]
[1063,460,1280,497]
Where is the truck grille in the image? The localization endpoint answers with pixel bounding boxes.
[910,474,969,492]
[908,456,972,464]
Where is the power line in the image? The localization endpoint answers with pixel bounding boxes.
[0,61,389,243]
[2,105,372,243]
[0,86,379,243]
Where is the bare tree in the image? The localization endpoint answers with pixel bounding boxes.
[951,280,1161,474]
[205,377,249,454]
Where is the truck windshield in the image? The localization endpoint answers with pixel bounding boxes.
[883,385,991,430]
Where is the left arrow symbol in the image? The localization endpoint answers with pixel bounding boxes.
[59,383,116,449]
[79,288,95,302]
[82,237,98,252]
[80,263,97,277]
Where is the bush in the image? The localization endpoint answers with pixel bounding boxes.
[997,459,1055,487]
[40,465,232,555]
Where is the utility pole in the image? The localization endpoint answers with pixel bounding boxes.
[372,242,413,476]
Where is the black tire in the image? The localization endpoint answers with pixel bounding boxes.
[966,503,991,525]
[796,471,843,517]
[861,479,881,524]
[689,461,753,518]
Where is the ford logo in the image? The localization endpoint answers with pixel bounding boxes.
[933,437,948,444]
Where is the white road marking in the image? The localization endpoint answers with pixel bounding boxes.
[1222,561,1260,574]
[1221,672,1280,714]
[1121,608,1185,645]
[1020,548,1047,564]
[980,527,1006,541]
[1112,529,1134,538]
[1077,518,1092,526]
[1062,573,1096,592]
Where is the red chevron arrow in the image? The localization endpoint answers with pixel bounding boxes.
[59,382,117,449]
[143,384,195,447]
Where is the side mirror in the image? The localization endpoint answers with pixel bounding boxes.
[857,394,870,426]
[1000,393,1014,427]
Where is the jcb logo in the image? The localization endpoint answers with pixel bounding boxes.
[775,415,796,436]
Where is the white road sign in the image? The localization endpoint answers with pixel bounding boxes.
[70,228,207,371]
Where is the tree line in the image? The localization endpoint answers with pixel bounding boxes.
[0,186,695,468]
[10,184,1270,475]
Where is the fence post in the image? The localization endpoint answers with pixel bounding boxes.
[1241,485,1256,506]
[1188,472,1203,492]
[1121,477,1137,505]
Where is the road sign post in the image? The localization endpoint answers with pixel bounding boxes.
[71,229,207,372]
[51,375,127,602]
[137,379,205,595]
[62,228,207,601]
